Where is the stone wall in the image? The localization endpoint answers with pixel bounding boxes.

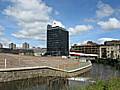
[0,65,91,82]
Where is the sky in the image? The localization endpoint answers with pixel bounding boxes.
[0,0,120,48]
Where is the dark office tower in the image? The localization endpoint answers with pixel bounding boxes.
[47,25,69,56]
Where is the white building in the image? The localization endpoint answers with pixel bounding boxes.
[99,45,120,59]
[33,48,47,56]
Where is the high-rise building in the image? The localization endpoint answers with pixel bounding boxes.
[22,42,29,49]
[47,25,69,56]
[0,43,3,48]
[9,43,16,49]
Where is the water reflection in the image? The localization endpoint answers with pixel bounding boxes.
[0,77,69,90]
[81,63,120,80]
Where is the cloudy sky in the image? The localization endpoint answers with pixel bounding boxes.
[0,0,120,48]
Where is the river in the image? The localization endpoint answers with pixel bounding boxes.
[0,63,120,90]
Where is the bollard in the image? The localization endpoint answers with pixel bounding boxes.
[5,58,7,68]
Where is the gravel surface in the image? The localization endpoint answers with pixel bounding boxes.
[0,53,83,70]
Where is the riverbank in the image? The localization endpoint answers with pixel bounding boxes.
[0,63,119,90]
[70,77,120,90]
[0,53,92,82]
[91,58,120,70]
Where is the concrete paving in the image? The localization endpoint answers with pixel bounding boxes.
[0,53,86,71]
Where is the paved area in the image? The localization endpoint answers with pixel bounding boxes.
[0,53,90,71]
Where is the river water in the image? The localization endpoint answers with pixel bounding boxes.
[0,63,120,90]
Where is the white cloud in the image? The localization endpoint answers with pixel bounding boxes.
[98,18,120,30]
[96,1,114,18]
[4,0,52,41]
[97,38,119,44]
[52,20,65,28]
[84,1,120,23]
[0,25,11,47]
[78,40,91,45]
[68,25,93,35]
[78,38,119,45]
[0,25,4,36]
[0,37,11,47]
[84,18,98,23]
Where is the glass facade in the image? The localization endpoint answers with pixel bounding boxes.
[47,25,69,56]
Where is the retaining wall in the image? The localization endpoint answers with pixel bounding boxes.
[0,63,92,82]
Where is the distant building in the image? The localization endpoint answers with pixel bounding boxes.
[19,49,34,56]
[47,24,69,56]
[99,45,120,59]
[9,43,16,49]
[0,43,33,56]
[99,46,107,59]
[104,40,120,46]
[100,40,120,59]
[86,41,98,46]
[0,43,3,48]
[70,41,100,55]
[22,42,29,49]
[32,48,47,56]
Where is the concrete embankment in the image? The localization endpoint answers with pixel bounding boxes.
[0,62,92,82]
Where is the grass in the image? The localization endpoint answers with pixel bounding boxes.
[69,77,120,90]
